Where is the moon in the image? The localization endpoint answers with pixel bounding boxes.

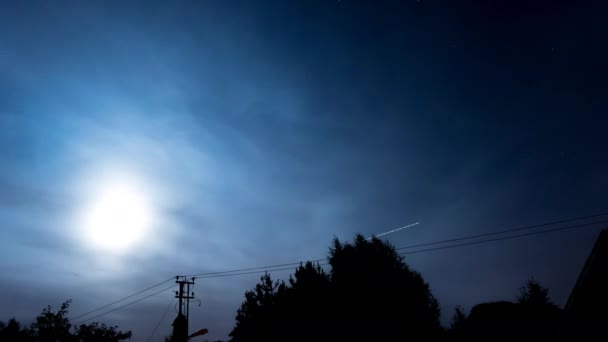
[82,178,153,253]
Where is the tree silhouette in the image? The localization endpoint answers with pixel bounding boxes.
[73,322,132,342]
[329,235,441,338]
[0,300,132,341]
[450,305,467,332]
[0,317,30,340]
[518,278,552,306]
[229,234,441,340]
[229,263,328,341]
[280,262,333,338]
[229,272,287,341]
[516,279,561,336]
[30,300,73,341]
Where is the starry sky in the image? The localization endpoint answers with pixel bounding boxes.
[1,0,607,340]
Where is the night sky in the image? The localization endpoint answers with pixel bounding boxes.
[1,0,607,340]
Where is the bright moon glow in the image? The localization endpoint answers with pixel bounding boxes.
[83,180,152,253]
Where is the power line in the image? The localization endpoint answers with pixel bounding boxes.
[70,277,175,322]
[398,219,608,256]
[181,220,420,278]
[70,211,608,322]
[73,266,332,323]
[191,218,608,280]
[195,263,331,280]
[195,220,608,279]
[184,259,327,278]
[147,297,174,342]
[185,212,608,279]
[72,285,175,325]
[395,211,608,251]
[70,262,327,320]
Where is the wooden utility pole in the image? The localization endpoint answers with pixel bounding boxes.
[171,276,195,342]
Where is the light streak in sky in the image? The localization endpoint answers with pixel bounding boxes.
[366,221,421,240]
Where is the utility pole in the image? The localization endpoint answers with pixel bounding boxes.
[171,276,195,342]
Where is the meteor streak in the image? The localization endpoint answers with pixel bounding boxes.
[367,222,420,240]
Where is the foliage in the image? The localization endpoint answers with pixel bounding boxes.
[73,322,132,342]
[450,305,467,331]
[0,317,30,340]
[30,300,72,341]
[329,235,441,338]
[518,278,552,306]
[0,300,131,341]
[229,234,442,340]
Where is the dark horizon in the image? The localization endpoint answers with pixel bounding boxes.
[1,0,607,340]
